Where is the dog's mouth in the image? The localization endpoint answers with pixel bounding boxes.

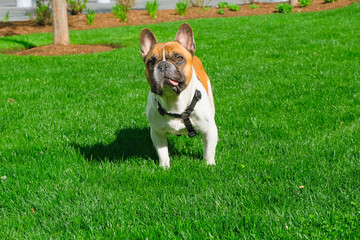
[168,78,179,86]
[165,77,185,94]
[151,68,186,95]
[167,78,180,86]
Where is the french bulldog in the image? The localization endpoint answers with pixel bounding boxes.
[140,23,218,168]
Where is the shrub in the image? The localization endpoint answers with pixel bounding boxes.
[116,0,135,12]
[176,0,188,16]
[228,3,240,11]
[217,8,225,14]
[249,4,259,9]
[66,0,88,15]
[146,0,159,19]
[276,3,293,13]
[299,0,312,7]
[112,4,128,22]
[218,2,228,8]
[86,9,95,25]
[25,11,32,20]
[2,11,10,22]
[34,0,51,26]
[217,2,228,15]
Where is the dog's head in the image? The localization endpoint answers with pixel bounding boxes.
[140,23,196,96]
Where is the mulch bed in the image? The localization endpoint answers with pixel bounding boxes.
[12,44,122,56]
[0,0,356,56]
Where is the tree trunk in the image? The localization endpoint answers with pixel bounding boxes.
[290,0,298,6]
[52,0,69,45]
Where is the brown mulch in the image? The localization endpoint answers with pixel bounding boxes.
[0,0,356,56]
[12,44,122,56]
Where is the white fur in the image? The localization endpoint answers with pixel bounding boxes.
[146,67,218,168]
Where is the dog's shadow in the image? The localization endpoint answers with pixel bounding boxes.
[73,127,202,163]
[73,127,157,163]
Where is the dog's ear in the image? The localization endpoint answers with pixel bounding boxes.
[140,28,158,61]
[175,23,196,55]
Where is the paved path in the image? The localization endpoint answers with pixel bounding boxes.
[0,0,274,22]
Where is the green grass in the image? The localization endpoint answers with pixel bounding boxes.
[1,4,360,238]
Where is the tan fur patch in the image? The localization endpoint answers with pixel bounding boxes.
[193,56,209,94]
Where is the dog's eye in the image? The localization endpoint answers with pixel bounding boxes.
[147,60,154,68]
[176,56,184,63]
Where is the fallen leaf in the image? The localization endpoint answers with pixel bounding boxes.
[1,176,6,180]
[8,98,16,103]
[299,185,305,189]
[31,208,35,213]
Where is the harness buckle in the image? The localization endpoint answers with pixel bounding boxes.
[182,111,190,119]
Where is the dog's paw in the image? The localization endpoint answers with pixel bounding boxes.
[206,159,216,166]
[160,162,170,169]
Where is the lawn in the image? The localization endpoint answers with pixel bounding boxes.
[1,4,360,238]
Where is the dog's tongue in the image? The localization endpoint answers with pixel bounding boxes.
[168,79,179,86]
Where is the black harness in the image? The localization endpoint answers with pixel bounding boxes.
[156,89,202,138]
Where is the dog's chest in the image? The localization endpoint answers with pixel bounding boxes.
[146,77,210,136]
[164,117,192,135]
[148,112,190,135]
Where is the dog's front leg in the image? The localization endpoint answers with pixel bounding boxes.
[150,128,170,168]
[201,122,218,165]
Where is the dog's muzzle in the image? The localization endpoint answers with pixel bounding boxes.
[151,61,185,95]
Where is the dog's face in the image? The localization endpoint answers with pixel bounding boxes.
[140,23,196,96]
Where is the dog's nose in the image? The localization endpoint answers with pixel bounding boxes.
[157,61,170,72]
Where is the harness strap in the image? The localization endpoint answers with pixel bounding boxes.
[156,89,202,138]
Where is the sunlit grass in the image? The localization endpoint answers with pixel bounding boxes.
[1,4,360,238]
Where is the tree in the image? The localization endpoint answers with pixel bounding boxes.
[52,0,69,45]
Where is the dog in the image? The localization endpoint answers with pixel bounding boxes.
[140,23,218,168]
